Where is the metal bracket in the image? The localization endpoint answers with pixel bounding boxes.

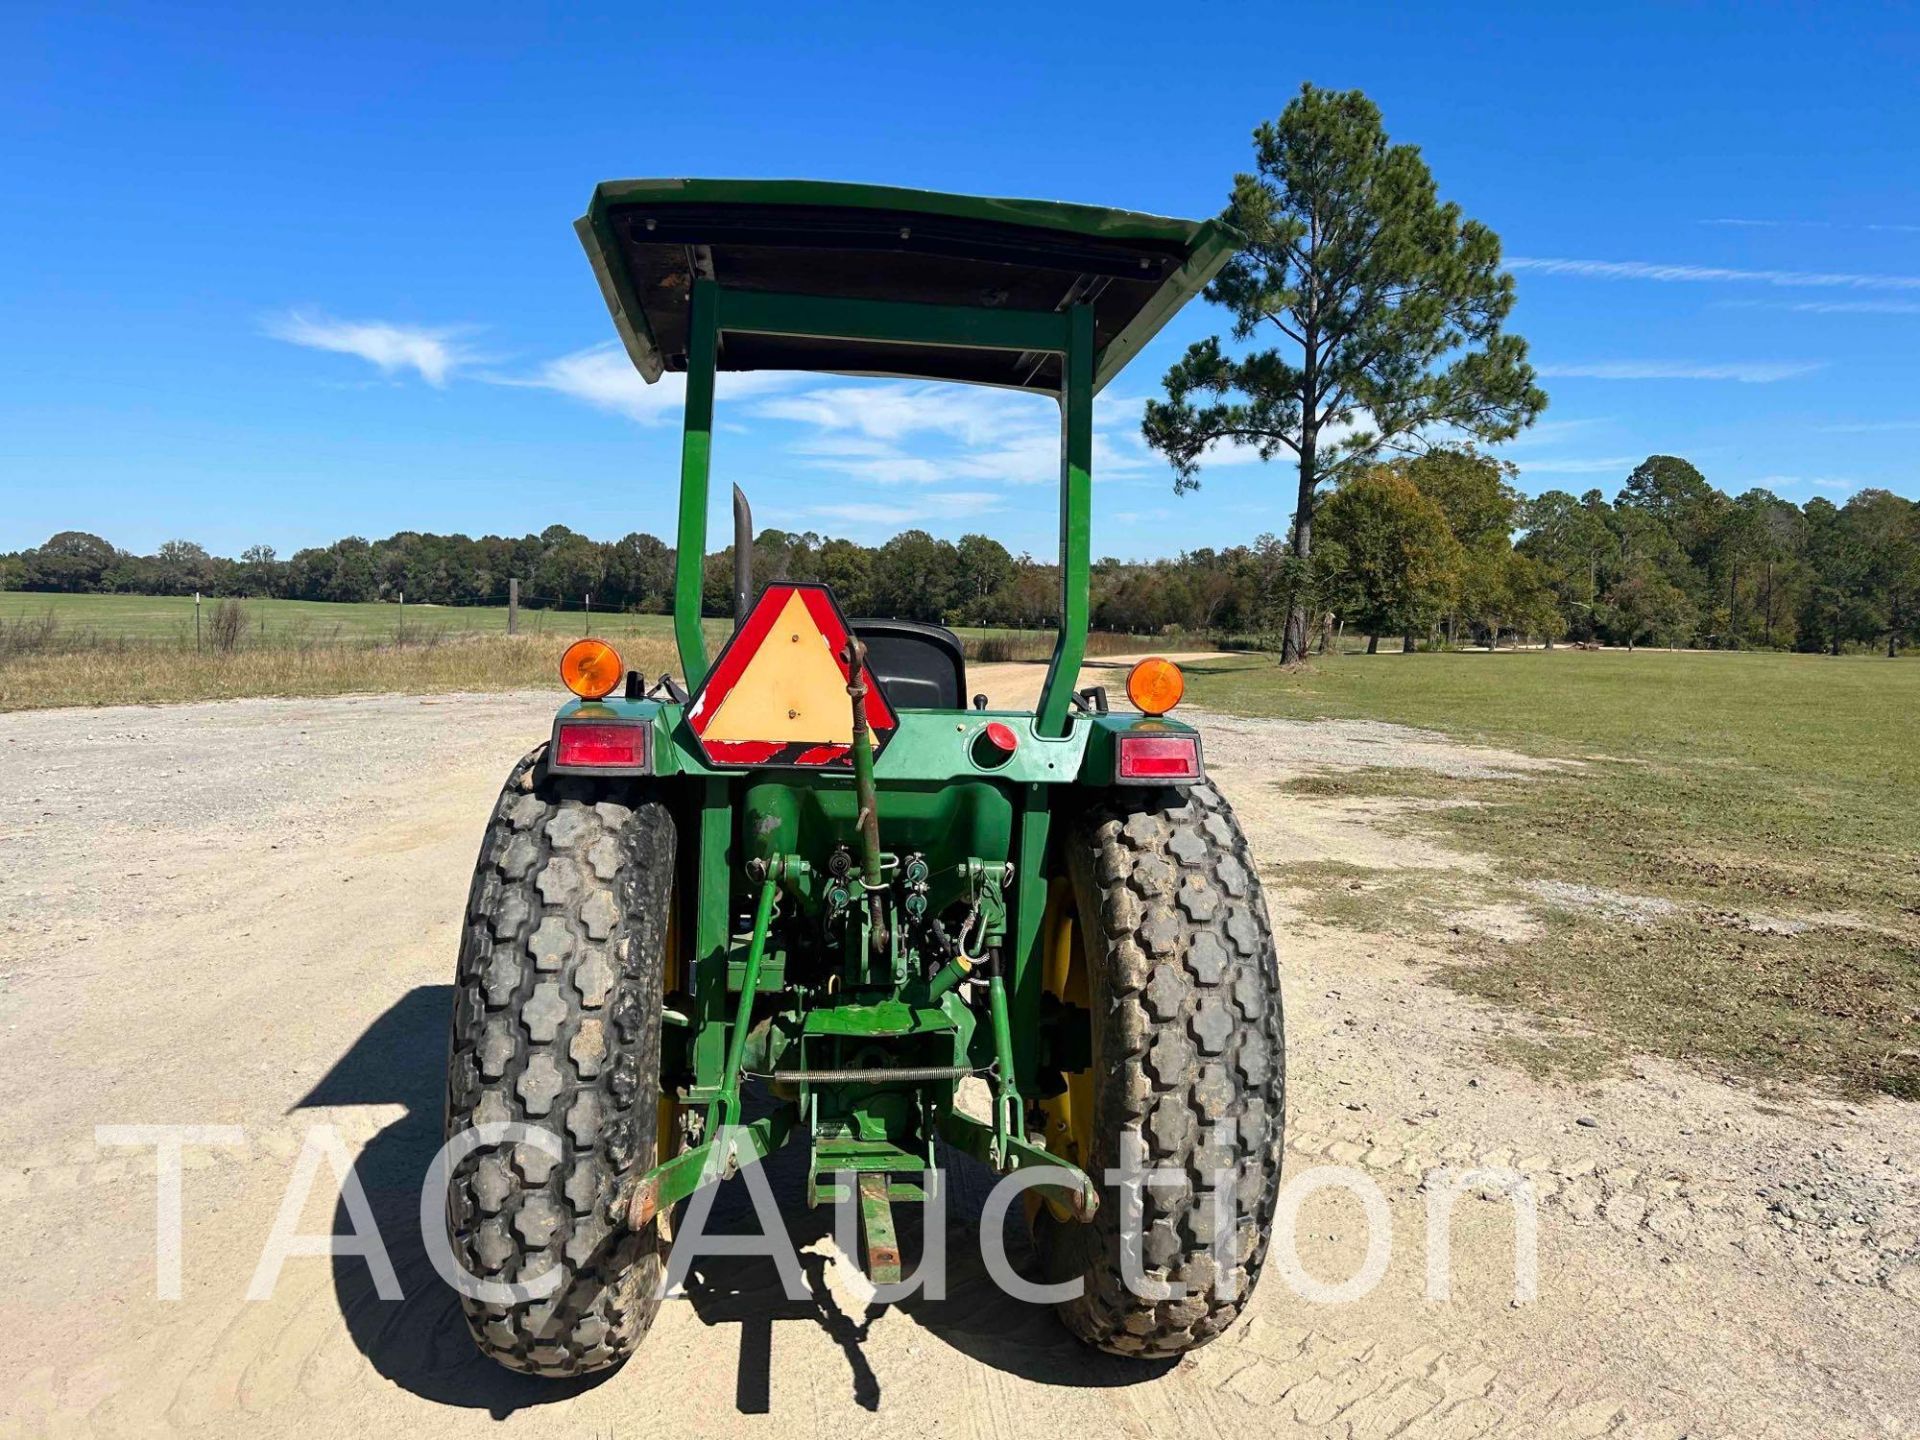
[622,1109,796,1233]
[938,1111,1098,1221]
[858,1172,902,1285]
[708,873,780,1136]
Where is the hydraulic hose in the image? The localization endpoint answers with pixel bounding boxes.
[842,634,889,958]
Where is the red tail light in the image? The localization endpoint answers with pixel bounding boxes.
[1116,732,1202,783]
[553,720,651,772]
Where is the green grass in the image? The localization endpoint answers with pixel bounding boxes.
[952,627,1167,662]
[0,632,683,711]
[0,594,699,709]
[0,592,1161,710]
[0,593,1164,660]
[1190,649,1920,1098]
[1187,647,1916,775]
[0,590,689,643]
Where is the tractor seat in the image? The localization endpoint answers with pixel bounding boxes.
[852,619,968,711]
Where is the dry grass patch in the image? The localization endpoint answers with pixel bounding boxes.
[959,628,1170,663]
[1446,909,1920,1100]
[0,632,678,710]
[1195,652,1920,1098]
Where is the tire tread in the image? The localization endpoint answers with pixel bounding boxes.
[445,745,672,1375]
[1048,779,1286,1357]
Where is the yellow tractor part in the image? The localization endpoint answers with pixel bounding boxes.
[1035,878,1094,1222]
[655,884,685,1239]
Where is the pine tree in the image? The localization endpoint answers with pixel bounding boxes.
[1144,85,1545,661]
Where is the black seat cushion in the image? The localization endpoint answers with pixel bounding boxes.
[853,619,967,711]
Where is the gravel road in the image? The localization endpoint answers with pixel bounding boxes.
[1,663,1912,1439]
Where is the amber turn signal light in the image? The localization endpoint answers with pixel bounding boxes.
[1125,657,1184,716]
[560,638,624,700]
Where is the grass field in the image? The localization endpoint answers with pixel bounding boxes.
[0,590,667,642]
[0,591,1165,708]
[6,592,1912,1095]
[0,594,690,709]
[0,633,686,711]
[1187,649,1920,1099]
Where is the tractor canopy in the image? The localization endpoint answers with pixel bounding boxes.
[576,178,1239,395]
[575,177,1238,736]
[448,190,1277,1367]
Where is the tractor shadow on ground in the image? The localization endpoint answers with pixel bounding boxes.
[296,983,615,1419]
[680,1113,1173,1413]
[298,983,1169,1419]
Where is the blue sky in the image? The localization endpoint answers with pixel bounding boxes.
[3,2,1916,562]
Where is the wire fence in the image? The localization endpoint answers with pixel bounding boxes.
[0,588,691,657]
[0,590,1180,662]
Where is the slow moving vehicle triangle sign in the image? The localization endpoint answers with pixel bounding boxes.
[686,583,897,768]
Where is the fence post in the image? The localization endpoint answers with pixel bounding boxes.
[508,578,519,636]
[585,592,591,633]
[398,589,404,642]
[194,591,202,654]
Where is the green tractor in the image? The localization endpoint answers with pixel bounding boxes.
[444,179,1285,1374]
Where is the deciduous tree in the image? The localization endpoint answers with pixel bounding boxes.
[954,534,1016,606]
[22,531,117,592]
[869,530,960,622]
[1317,469,1461,651]
[1848,489,1920,657]
[1602,562,1693,652]
[1517,490,1613,640]
[1399,447,1521,645]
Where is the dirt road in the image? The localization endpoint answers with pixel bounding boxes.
[2,661,1913,1438]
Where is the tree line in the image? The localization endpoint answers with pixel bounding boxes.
[12,93,1912,662]
[1134,85,1916,660]
[4,449,1914,655]
[1310,449,1919,656]
[0,521,1274,636]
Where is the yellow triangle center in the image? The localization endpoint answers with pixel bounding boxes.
[704,591,866,744]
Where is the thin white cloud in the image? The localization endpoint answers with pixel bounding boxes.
[1777,300,1920,316]
[1750,474,1859,494]
[1509,257,1920,291]
[1498,417,1611,446]
[1196,436,1279,467]
[499,343,668,422]
[491,342,794,424]
[1478,416,1617,471]
[804,491,1003,528]
[1513,455,1640,475]
[1713,297,1920,317]
[754,383,1041,445]
[265,311,483,387]
[1191,412,1374,467]
[1700,218,1920,234]
[1536,360,1822,383]
[751,381,1153,488]
[806,451,954,487]
[1816,419,1920,433]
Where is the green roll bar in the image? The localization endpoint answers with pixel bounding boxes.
[673,281,1096,737]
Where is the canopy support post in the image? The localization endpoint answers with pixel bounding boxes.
[1037,303,1095,738]
[675,277,719,687]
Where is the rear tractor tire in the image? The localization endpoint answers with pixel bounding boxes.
[1034,779,1285,1358]
[443,745,676,1375]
